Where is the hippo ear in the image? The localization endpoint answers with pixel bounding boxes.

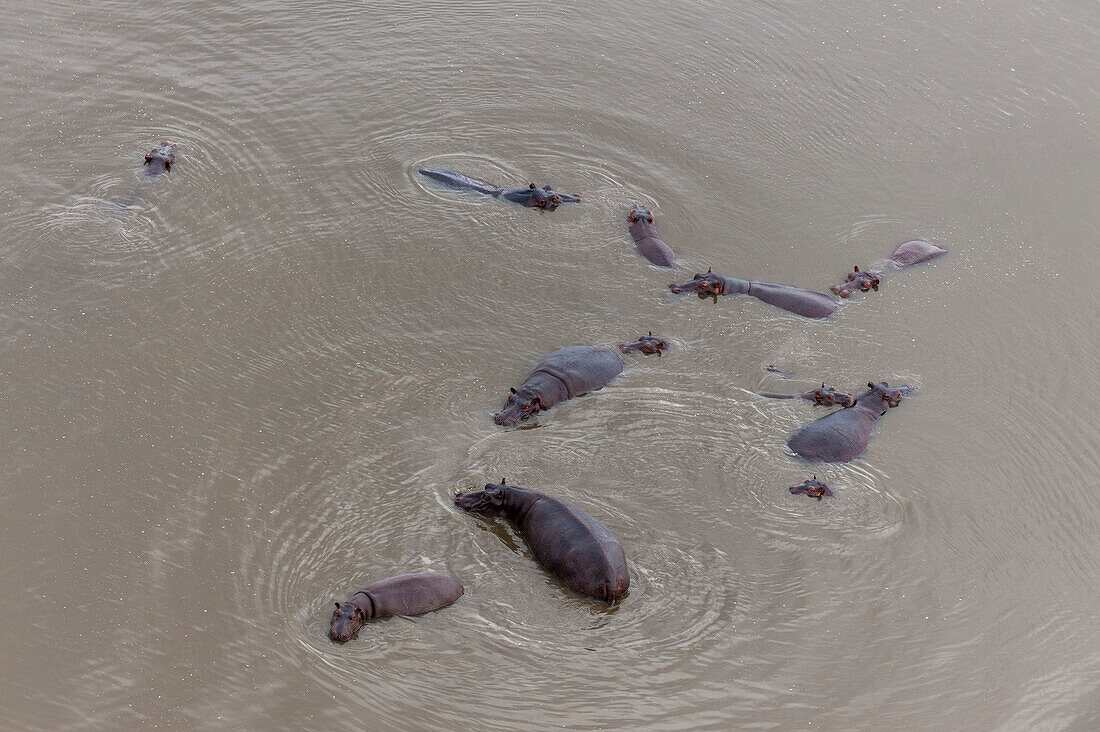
[707,267,712,273]
[510,387,517,395]
[500,477,506,485]
[335,602,341,610]
[854,265,860,272]
[812,474,817,480]
[649,331,653,336]
[529,183,536,189]
[868,382,876,389]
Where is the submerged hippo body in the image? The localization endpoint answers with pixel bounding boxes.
[627,205,677,267]
[787,382,910,462]
[760,384,857,408]
[328,572,464,642]
[418,168,581,209]
[143,142,177,177]
[494,336,668,426]
[888,239,946,268]
[669,270,838,319]
[455,482,629,602]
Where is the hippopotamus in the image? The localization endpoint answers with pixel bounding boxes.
[626,204,677,267]
[888,239,947,268]
[669,269,839,320]
[328,572,464,642]
[760,384,857,408]
[418,168,581,209]
[830,266,881,298]
[454,481,629,602]
[143,142,177,177]
[787,382,911,462]
[493,335,669,427]
[829,240,947,297]
[789,475,835,500]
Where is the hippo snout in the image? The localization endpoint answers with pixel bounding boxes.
[492,411,517,427]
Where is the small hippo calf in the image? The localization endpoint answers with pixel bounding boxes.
[329,572,464,642]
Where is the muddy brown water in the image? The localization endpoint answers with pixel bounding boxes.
[2,1,1098,729]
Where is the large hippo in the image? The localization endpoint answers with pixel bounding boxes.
[627,204,677,267]
[328,572,464,642]
[418,168,581,209]
[669,269,839,319]
[143,141,178,177]
[789,475,835,500]
[493,335,669,427]
[787,382,911,462]
[455,481,629,602]
[759,384,857,408]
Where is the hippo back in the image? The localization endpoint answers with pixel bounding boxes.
[532,346,624,398]
[787,407,877,462]
[521,495,629,601]
[361,572,465,618]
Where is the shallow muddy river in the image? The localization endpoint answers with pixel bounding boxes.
[2,1,1098,729]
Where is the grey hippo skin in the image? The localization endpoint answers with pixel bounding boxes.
[759,384,857,408]
[627,204,677,267]
[669,269,838,319]
[888,239,947,268]
[418,168,581,209]
[787,382,911,462]
[328,572,464,642]
[455,481,629,602]
[789,475,835,500]
[493,335,669,427]
[143,142,177,177]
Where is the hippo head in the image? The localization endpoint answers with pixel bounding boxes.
[493,387,542,427]
[329,597,367,642]
[865,381,911,413]
[669,269,724,299]
[144,141,177,173]
[454,482,509,517]
[618,331,670,356]
[789,475,834,500]
[830,266,880,298]
[801,384,856,408]
[526,183,564,209]
[627,205,654,225]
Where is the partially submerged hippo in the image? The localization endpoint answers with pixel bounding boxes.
[789,475,834,500]
[627,204,677,267]
[143,142,177,177]
[669,269,839,320]
[328,571,464,642]
[829,240,946,297]
[787,382,911,462]
[760,384,857,408]
[418,168,581,209]
[455,480,629,602]
[493,335,669,427]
